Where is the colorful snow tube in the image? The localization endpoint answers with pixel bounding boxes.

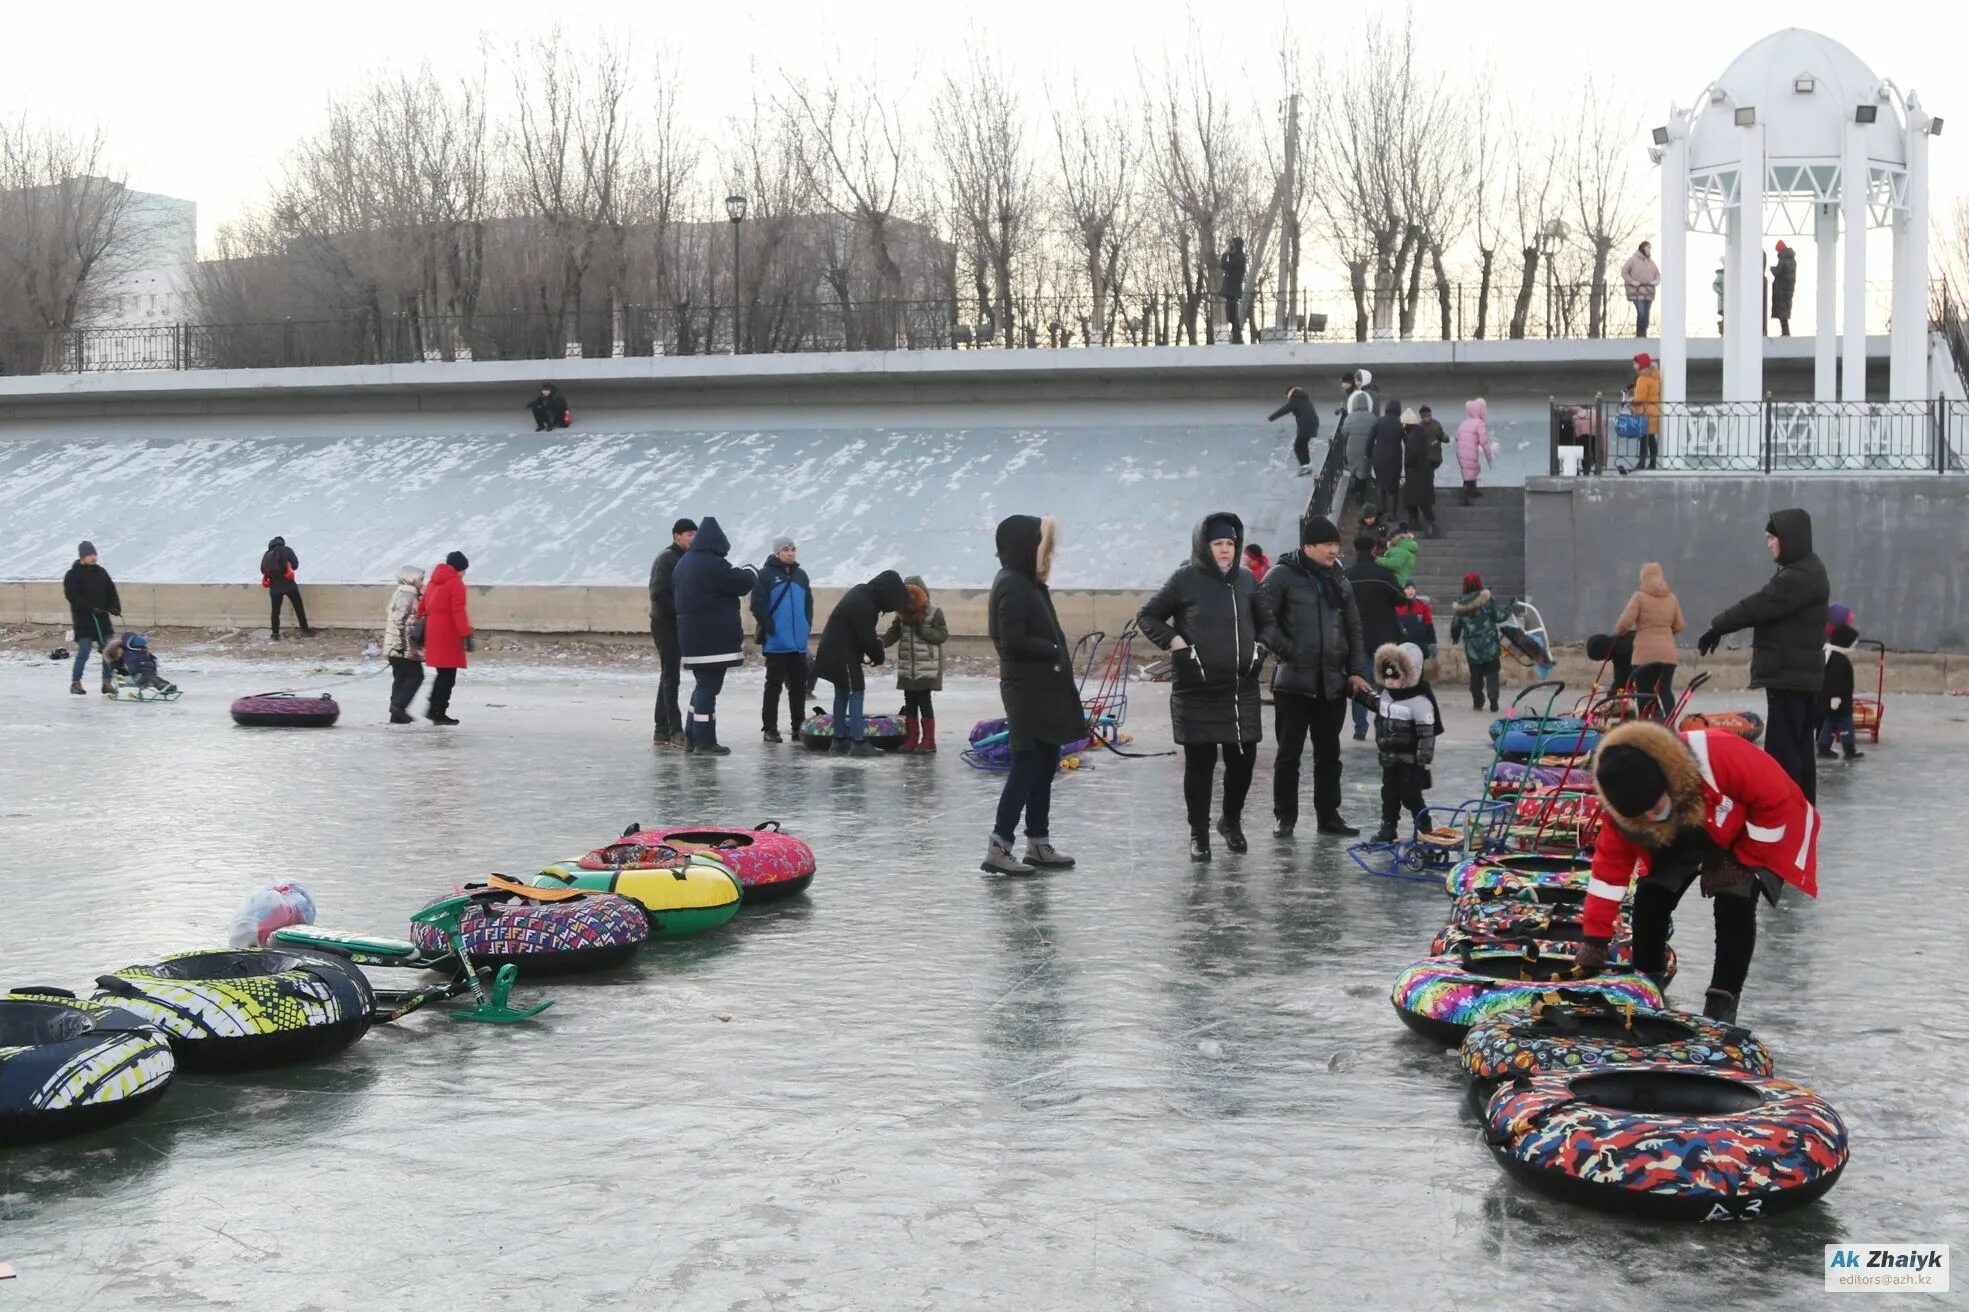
[962,717,1093,769]
[533,850,744,939]
[1481,1065,1848,1221]
[0,992,176,1145]
[1390,947,1665,1047]
[1445,853,1591,898]
[607,822,816,901]
[800,710,908,751]
[1460,999,1774,1086]
[230,692,339,728]
[1433,901,1631,960]
[411,888,646,976]
[1679,710,1766,743]
[1495,725,1600,759]
[1487,761,1592,796]
[94,949,374,1071]
[1489,714,1590,742]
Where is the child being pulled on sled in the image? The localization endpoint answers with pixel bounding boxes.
[1349,641,1443,843]
[104,632,177,695]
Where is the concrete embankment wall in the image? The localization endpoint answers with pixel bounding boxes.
[1525,475,1969,652]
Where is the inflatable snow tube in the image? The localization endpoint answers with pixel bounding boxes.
[94,949,374,1071]
[1489,714,1590,743]
[962,718,1093,769]
[1431,901,1642,962]
[1390,948,1665,1047]
[411,889,647,976]
[799,711,908,751]
[1460,999,1774,1086]
[1679,710,1765,743]
[1481,1065,1847,1221]
[1495,726,1600,759]
[607,823,816,901]
[1486,761,1592,796]
[1507,789,1603,848]
[230,692,339,728]
[0,993,176,1146]
[1445,853,1591,898]
[533,853,744,940]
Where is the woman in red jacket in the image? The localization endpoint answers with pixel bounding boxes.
[417,551,474,725]
[1576,720,1820,1023]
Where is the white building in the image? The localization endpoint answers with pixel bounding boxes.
[85,185,197,330]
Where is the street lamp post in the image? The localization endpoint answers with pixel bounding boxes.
[725,194,748,354]
[1538,219,1570,339]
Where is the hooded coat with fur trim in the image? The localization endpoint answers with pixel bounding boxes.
[1138,512,1271,745]
[989,515,1086,750]
[1709,508,1829,692]
[1585,721,1820,940]
[883,576,948,691]
[1351,642,1441,767]
[1450,588,1513,667]
[1613,562,1685,667]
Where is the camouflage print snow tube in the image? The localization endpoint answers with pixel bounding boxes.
[0,992,176,1146]
[1460,998,1774,1086]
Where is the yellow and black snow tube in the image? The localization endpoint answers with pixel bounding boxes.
[533,853,744,939]
[94,949,375,1072]
[0,991,176,1146]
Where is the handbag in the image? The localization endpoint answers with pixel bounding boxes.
[1615,412,1646,440]
[409,616,427,645]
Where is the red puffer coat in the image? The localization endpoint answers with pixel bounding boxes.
[417,563,474,670]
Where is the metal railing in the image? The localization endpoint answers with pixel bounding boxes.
[1549,398,1968,474]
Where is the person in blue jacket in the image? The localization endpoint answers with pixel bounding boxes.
[751,535,814,744]
[670,516,758,756]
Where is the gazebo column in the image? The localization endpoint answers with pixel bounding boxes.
[1889,95,1931,401]
[1659,122,1689,408]
[1841,117,1868,402]
[1731,121,1766,403]
[1814,204,1838,402]
[1722,210,1741,399]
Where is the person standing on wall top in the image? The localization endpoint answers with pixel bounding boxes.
[1259,514,1372,838]
[1220,237,1248,345]
[1630,353,1662,470]
[1345,534,1405,741]
[1138,513,1272,864]
[1621,240,1660,337]
[528,383,571,431]
[1770,241,1797,337]
[648,519,696,747]
[1612,562,1685,720]
[671,516,757,757]
[1269,386,1322,477]
[983,514,1083,877]
[751,535,812,744]
[416,551,474,726]
[1697,509,1829,803]
[63,541,121,696]
[260,536,312,640]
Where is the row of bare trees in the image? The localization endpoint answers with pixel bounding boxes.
[4,20,1664,362]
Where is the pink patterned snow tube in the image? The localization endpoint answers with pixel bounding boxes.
[591,822,815,902]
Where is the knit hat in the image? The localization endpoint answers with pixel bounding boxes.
[445,551,470,572]
[772,536,795,552]
[1245,542,1264,556]
[1400,407,1419,425]
[1300,514,1341,546]
[1354,533,1379,554]
[1463,571,1483,591]
[1203,515,1239,544]
[1633,352,1652,369]
[1775,240,1788,252]
[77,540,96,558]
[1595,743,1670,819]
[1586,633,1615,662]
[671,518,698,536]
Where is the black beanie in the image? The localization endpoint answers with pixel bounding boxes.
[1585,633,1614,662]
[1203,515,1239,544]
[446,551,470,572]
[1596,743,1669,819]
[672,518,697,536]
[1299,514,1341,547]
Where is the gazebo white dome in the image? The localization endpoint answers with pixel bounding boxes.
[1688,29,1904,177]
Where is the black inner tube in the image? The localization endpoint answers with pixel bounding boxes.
[1462,955,1580,983]
[1567,1070,1765,1116]
[144,950,314,981]
[1489,854,1590,875]
[0,1000,93,1045]
[1533,1011,1695,1046]
[658,831,754,848]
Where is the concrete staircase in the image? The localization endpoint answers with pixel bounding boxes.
[1341,485,1527,610]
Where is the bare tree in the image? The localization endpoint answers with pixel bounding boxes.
[933,40,1037,347]
[1144,29,1257,344]
[1568,84,1645,337]
[1049,85,1142,347]
[1505,105,1559,340]
[0,119,146,360]
[1467,71,1506,339]
[721,88,820,351]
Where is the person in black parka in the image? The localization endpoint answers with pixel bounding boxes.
[1698,507,1830,802]
[1370,397,1405,519]
[62,540,121,695]
[1399,409,1438,538]
[260,536,311,640]
[528,384,571,431]
[812,569,910,757]
[1345,533,1405,742]
[984,514,1084,876]
[1268,386,1322,476]
[647,518,696,746]
[1138,511,1274,863]
[670,516,758,756]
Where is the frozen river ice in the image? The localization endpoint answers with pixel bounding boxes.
[0,652,1963,1309]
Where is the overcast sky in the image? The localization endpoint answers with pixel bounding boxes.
[11,0,1963,260]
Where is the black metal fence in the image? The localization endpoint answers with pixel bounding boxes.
[1549,398,1969,475]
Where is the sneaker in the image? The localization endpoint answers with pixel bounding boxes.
[1315,813,1361,836]
[763,728,783,744]
[981,838,1035,876]
[1296,465,1314,477]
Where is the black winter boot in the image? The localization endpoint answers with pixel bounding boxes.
[1315,812,1360,836]
[1215,816,1248,854]
[1703,988,1740,1025]
[1189,830,1212,864]
[1372,821,1398,844]
[693,716,730,756]
[1843,746,1865,761]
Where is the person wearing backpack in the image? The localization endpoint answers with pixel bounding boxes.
[751,536,813,744]
[261,536,312,640]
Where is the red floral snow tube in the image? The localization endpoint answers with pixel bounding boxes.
[230,692,339,728]
[590,822,815,901]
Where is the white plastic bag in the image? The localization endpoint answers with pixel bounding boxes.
[228,882,317,948]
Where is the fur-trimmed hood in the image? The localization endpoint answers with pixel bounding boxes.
[1592,720,1705,845]
[995,514,1059,584]
[1452,588,1493,615]
[1372,641,1422,689]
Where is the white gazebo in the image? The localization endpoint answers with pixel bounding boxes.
[1653,28,1942,406]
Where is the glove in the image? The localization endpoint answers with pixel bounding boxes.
[1696,629,1721,656]
[1829,697,1842,710]
[1574,937,1611,978]
[464,635,477,654]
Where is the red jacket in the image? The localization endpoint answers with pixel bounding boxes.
[417,563,474,669]
[1585,727,1819,939]
[1244,549,1270,581]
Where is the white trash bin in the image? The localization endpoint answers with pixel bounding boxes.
[1557,445,1585,477]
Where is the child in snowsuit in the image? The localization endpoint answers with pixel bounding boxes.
[1350,642,1441,842]
[1450,572,1515,712]
[1816,623,1864,761]
[882,575,948,753]
[108,633,176,695]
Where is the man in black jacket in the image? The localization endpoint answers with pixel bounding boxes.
[1268,387,1322,477]
[1260,515,1373,837]
[647,518,696,746]
[1698,508,1830,801]
[1220,237,1247,344]
[528,384,571,431]
[62,541,121,696]
[260,536,312,639]
[1345,533,1405,742]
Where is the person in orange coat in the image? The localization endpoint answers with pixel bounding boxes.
[1576,721,1820,1023]
[416,551,475,725]
[1612,561,1685,719]
[1628,353,1662,470]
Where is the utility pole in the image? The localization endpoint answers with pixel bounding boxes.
[1276,93,1301,333]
